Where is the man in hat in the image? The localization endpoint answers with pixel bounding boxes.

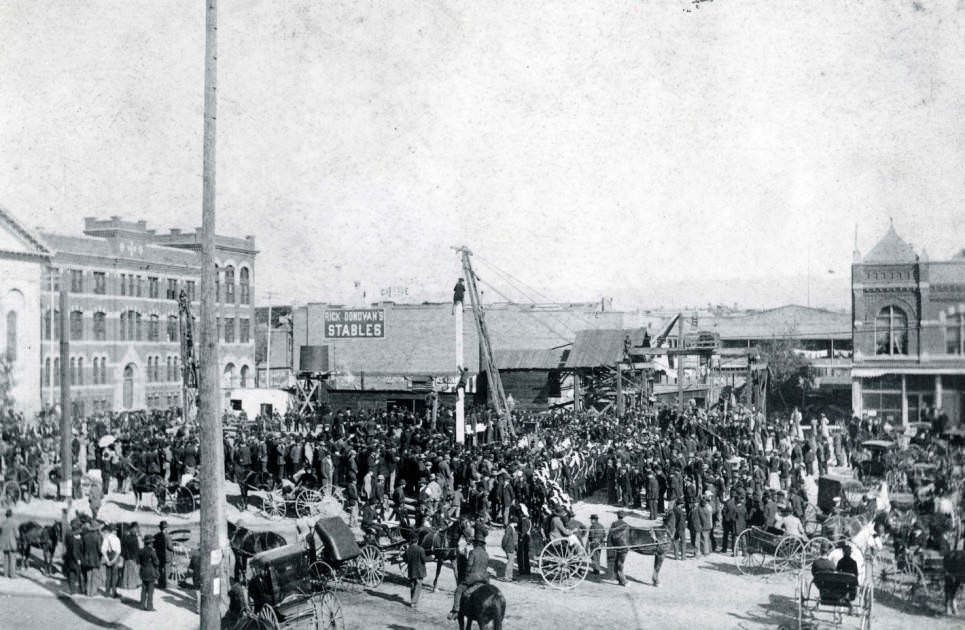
[0,508,18,579]
[138,534,159,611]
[587,514,607,576]
[404,529,428,608]
[452,278,466,315]
[153,521,173,590]
[608,510,630,586]
[80,517,103,596]
[100,521,122,597]
[518,504,532,576]
[448,527,489,621]
[780,504,806,540]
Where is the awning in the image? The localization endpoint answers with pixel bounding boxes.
[852,367,965,377]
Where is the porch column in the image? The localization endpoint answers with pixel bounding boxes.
[851,376,862,418]
[935,374,943,412]
[900,374,908,427]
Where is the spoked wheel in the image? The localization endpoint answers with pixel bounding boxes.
[171,486,196,513]
[312,591,345,630]
[902,564,930,607]
[263,491,286,520]
[803,504,821,536]
[860,582,873,630]
[154,482,172,514]
[803,537,834,566]
[774,537,805,573]
[2,480,20,506]
[307,561,337,593]
[257,604,280,630]
[295,489,322,519]
[539,538,590,590]
[734,529,765,576]
[354,545,385,588]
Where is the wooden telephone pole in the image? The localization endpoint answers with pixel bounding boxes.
[198,1,228,627]
[59,273,71,488]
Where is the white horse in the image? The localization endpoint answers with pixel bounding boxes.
[825,519,883,587]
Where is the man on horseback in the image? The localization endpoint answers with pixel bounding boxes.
[448,530,489,621]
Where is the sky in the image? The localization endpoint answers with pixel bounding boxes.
[2,0,965,310]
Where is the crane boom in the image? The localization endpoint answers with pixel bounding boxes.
[454,246,516,440]
[178,289,200,421]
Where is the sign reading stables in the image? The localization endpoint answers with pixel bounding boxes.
[324,309,385,338]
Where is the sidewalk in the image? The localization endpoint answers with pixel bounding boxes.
[0,567,200,630]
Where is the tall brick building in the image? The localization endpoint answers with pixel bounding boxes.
[39,217,257,415]
[851,223,965,427]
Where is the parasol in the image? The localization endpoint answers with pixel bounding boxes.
[98,435,116,448]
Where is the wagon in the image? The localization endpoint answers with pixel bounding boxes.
[538,525,672,590]
[804,475,870,537]
[797,565,873,630]
[245,543,345,630]
[734,526,818,575]
[259,474,345,520]
[305,516,386,591]
[855,440,895,482]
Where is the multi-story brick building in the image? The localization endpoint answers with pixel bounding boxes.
[39,217,257,416]
[851,223,965,427]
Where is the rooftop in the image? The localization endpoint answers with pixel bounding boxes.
[41,232,201,268]
[861,223,917,264]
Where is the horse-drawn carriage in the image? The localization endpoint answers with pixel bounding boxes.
[734,526,828,576]
[803,475,873,539]
[2,463,37,506]
[243,543,345,630]
[538,523,672,590]
[257,472,344,521]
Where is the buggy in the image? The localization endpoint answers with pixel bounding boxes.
[306,516,386,591]
[244,543,345,630]
[734,526,822,576]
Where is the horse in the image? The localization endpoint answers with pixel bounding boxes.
[130,468,158,510]
[458,582,506,630]
[419,518,464,592]
[824,519,884,588]
[17,520,62,575]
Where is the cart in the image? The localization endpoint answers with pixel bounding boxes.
[804,475,871,537]
[305,516,386,592]
[855,440,895,482]
[245,544,345,630]
[734,526,818,575]
[260,474,345,520]
[538,525,672,591]
[797,566,873,630]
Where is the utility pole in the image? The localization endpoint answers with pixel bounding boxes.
[677,314,684,410]
[59,271,71,491]
[198,1,228,627]
[615,362,624,417]
[455,298,465,444]
[265,292,272,388]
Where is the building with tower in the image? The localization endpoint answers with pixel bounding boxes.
[851,222,965,427]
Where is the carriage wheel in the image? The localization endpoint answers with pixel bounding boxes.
[295,489,322,519]
[774,537,805,573]
[171,486,196,514]
[312,591,345,630]
[354,545,385,588]
[538,538,589,590]
[903,564,930,606]
[734,530,765,576]
[257,604,280,630]
[307,561,337,594]
[263,492,285,520]
[2,480,20,506]
[860,581,873,630]
[803,505,820,536]
[320,485,345,508]
[155,482,174,514]
[803,537,834,566]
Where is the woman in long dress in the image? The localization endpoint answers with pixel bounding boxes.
[121,522,142,590]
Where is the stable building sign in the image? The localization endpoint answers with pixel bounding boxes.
[324,308,385,338]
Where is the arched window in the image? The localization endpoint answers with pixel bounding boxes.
[43,309,53,340]
[77,357,84,385]
[54,357,60,386]
[224,266,235,303]
[6,310,17,361]
[135,312,143,341]
[240,267,250,305]
[875,305,908,355]
[43,357,51,386]
[91,357,99,384]
[70,357,77,385]
[70,310,83,340]
[120,312,127,341]
[215,264,220,302]
[167,315,178,342]
[223,363,236,389]
[240,365,249,388]
[148,314,160,341]
[123,363,135,408]
[93,312,107,341]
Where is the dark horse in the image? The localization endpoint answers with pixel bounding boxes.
[458,582,506,630]
[18,520,62,575]
[417,518,464,592]
[944,550,965,616]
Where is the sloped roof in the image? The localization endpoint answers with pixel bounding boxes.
[42,232,200,267]
[0,204,51,258]
[864,225,916,263]
[494,348,567,370]
[565,328,650,368]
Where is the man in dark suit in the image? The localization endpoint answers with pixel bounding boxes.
[80,519,102,596]
[138,535,159,611]
[153,521,173,590]
[404,531,428,608]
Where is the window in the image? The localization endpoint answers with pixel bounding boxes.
[93,312,106,341]
[43,309,53,340]
[166,356,173,381]
[135,312,143,340]
[147,357,154,383]
[70,311,84,340]
[123,364,135,408]
[136,275,143,297]
[875,305,908,355]
[77,357,84,385]
[120,312,127,341]
[148,314,160,341]
[217,317,222,341]
[186,281,196,301]
[43,358,51,386]
[239,318,250,343]
[70,357,77,385]
[70,269,83,293]
[241,365,250,388]
[47,268,61,292]
[215,265,220,302]
[54,358,60,386]
[120,274,126,296]
[93,272,106,295]
[91,357,98,385]
[167,315,178,342]
[224,266,235,303]
[240,267,250,305]
[167,279,178,300]
[148,276,159,299]
[6,310,16,361]
[946,313,964,354]
[224,317,235,343]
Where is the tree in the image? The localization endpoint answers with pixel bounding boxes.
[757,334,812,412]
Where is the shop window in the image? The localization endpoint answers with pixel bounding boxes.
[875,305,908,355]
